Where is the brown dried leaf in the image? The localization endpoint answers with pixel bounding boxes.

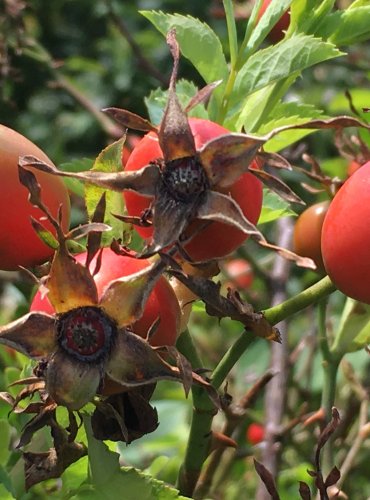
[253,459,281,500]
[67,222,111,241]
[325,466,341,488]
[24,440,87,490]
[315,407,341,470]
[299,481,312,500]
[102,107,157,132]
[169,270,280,342]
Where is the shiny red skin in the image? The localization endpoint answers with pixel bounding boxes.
[257,0,290,43]
[124,118,263,262]
[0,125,70,271]
[293,201,330,273]
[30,248,181,346]
[321,161,370,304]
[246,423,265,445]
[223,258,254,289]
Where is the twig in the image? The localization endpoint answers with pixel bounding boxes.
[256,217,292,500]
[105,0,168,86]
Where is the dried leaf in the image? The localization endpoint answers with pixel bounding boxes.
[169,270,280,342]
[298,481,312,500]
[253,459,280,500]
[315,407,341,471]
[325,466,341,488]
[158,29,196,162]
[102,107,157,132]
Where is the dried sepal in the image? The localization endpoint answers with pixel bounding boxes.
[92,386,159,443]
[185,80,223,113]
[158,29,196,162]
[99,257,166,327]
[102,107,157,132]
[47,246,99,313]
[199,133,264,188]
[248,166,304,205]
[86,192,107,269]
[196,191,261,237]
[0,312,56,358]
[19,155,160,197]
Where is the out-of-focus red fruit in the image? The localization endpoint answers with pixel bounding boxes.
[246,423,265,445]
[122,134,142,165]
[293,201,330,273]
[347,160,361,177]
[223,258,254,289]
[257,0,290,43]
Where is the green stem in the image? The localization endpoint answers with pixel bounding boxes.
[223,0,238,69]
[176,276,336,497]
[318,299,341,475]
[263,275,336,325]
[217,67,237,124]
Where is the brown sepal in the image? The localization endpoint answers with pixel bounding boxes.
[91,386,158,443]
[102,107,157,132]
[185,80,223,113]
[248,166,304,205]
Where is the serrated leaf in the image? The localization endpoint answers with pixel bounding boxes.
[141,12,228,93]
[259,189,297,224]
[242,0,292,58]
[145,79,208,126]
[232,35,343,111]
[317,7,370,46]
[83,415,188,499]
[85,137,128,243]
[331,298,370,356]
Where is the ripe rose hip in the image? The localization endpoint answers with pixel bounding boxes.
[293,201,330,273]
[222,258,254,289]
[124,117,263,262]
[321,161,370,304]
[0,125,70,270]
[31,248,181,346]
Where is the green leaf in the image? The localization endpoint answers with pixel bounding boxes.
[258,189,297,225]
[141,11,228,88]
[85,137,129,244]
[60,158,94,197]
[258,101,327,152]
[0,419,11,463]
[79,416,189,500]
[145,79,209,126]
[331,298,370,356]
[232,35,343,110]
[241,0,292,59]
[317,7,370,46]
